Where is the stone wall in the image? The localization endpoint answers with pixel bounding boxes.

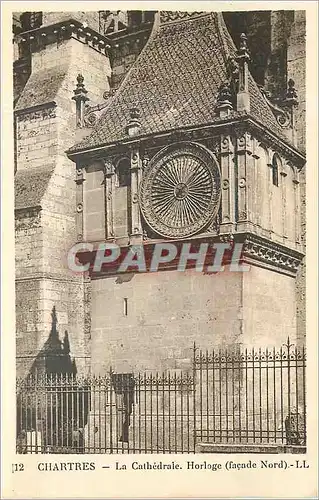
[89,263,297,375]
[90,267,243,374]
[15,26,110,377]
[242,265,297,347]
[286,11,306,343]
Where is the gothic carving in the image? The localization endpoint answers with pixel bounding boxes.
[242,234,303,274]
[83,90,114,128]
[139,143,221,239]
[236,131,252,154]
[142,156,149,170]
[259,88,292,128]
[16,106,56,121]
[102,159,115,176]
[17,19,111,57]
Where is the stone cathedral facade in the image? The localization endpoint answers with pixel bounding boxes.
[13,10,306,378]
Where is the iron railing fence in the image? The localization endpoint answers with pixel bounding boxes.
[194,338,306,447]
[16,339,306,454]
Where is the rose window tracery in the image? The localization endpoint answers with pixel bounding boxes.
[139,143,220,239]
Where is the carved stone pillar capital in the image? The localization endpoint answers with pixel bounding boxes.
[102,158,115,177]
[236,131,252,154]
[220,135,234,155]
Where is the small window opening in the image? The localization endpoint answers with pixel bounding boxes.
[123,298,128,316]
[117,158,130,187]
[272,155,279,186]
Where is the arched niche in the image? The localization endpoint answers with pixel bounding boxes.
[115,157,131,188]
[256,144,270,230]
[113,157,131,237]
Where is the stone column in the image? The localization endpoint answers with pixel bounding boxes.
[103,159,115,240]
[219,134,235,234]
[236,131,253,233]
[280,169,288,241]
[130,146,143,244]
[75,165,85,241]
[293,174,301,249]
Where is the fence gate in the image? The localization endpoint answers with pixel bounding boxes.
[16,339,306,454]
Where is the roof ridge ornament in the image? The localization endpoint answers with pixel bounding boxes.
[235,33,250,113]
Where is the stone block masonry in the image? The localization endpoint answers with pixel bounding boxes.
[90,264,296,375]
[14,13,110,377]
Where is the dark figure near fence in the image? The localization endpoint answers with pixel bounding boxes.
[111,373,135,442]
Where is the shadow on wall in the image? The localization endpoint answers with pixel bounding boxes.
[30,305,77,377]
[16,306,91,454]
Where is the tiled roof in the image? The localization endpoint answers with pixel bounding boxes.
[15,166,54,210]
[69,12,284,153]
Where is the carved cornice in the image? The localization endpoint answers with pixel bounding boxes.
[16,19,112,56]
[15,205,42,215]
[68,116,305,169]
[244,118,305,169]
[237,233,304,276]
[14,101,56,116]
[86,231,303,278]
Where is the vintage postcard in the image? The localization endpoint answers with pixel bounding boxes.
[1,1,318,498]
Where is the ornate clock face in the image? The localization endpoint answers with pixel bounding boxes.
[139,143,220,239]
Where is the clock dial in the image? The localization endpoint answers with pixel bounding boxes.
[139,143,220,239]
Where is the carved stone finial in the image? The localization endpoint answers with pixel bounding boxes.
[215,81,233,118]
[235,33,250,112]
[72,74,89,103]
[72,74,90,128]
[281,78,298,146]
[286,78,298,102]
[130,106,141,120]
[126,106,141,136]
[217,81,232,104]
[239,32,248,51]
[77,73,84,85]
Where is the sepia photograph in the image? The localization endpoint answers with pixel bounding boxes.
[12,7,308,458]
